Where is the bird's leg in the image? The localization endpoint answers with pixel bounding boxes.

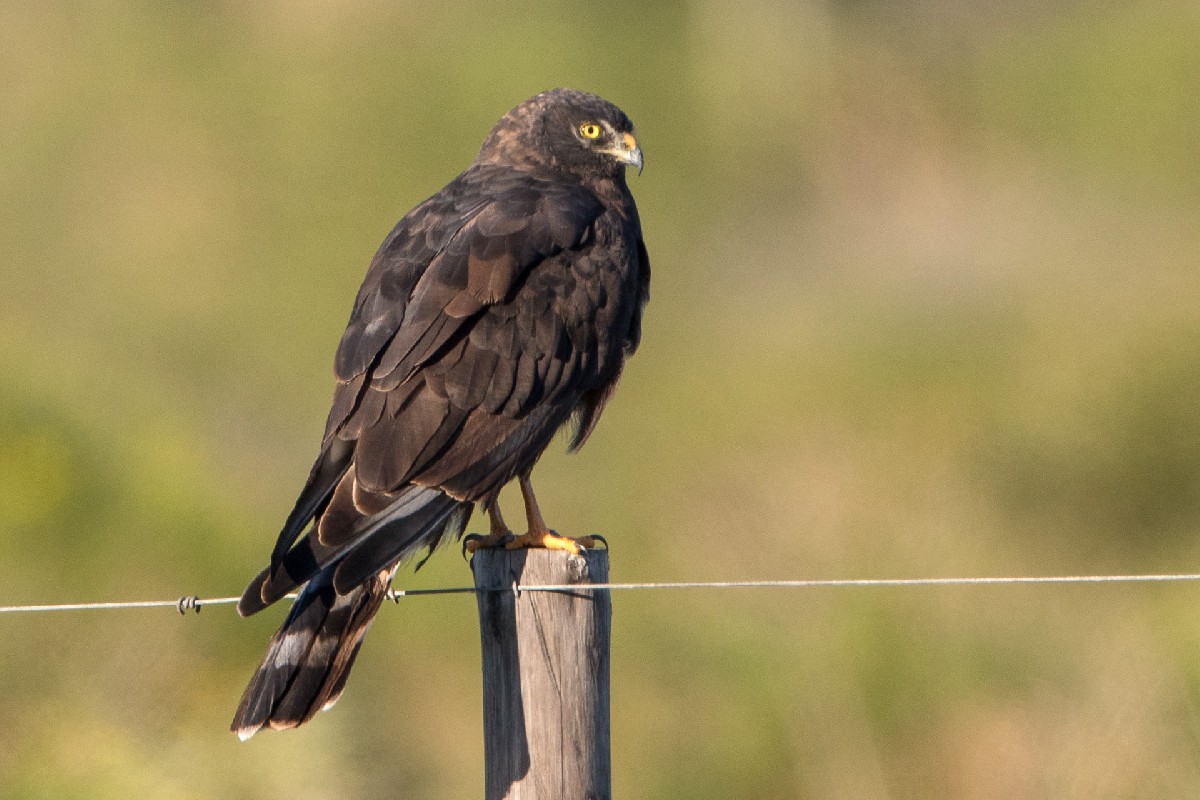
[504,475,606,554]
[463,499,515,554]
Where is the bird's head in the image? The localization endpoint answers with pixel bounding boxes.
[478,88,643,181]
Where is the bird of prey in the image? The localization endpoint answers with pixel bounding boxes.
[231,89,648,739]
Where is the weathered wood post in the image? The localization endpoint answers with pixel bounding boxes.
[472,547,611,800]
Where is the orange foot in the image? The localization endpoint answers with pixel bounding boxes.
[505,531,607,555]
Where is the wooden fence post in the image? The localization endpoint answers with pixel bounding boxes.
[472,547,611,800]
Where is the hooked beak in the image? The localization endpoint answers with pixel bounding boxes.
[603,131,644,175]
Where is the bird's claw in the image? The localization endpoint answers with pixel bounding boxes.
[464,531,609,558]
[461,534,482,558]
[462,532,512,558]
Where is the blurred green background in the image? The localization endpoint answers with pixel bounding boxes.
[2,1,1200,797]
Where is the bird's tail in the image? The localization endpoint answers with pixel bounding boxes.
[230,569,391,740]
[231,481,472,740]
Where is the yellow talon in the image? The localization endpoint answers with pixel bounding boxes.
[504,531,602,554]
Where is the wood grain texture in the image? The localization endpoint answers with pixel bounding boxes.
[473,547,611,800]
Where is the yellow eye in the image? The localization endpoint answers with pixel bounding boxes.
[579,122,603,140]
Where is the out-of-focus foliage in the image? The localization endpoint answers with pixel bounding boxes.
[2,1,1199,797]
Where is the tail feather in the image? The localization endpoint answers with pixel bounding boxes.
[231,572,389,740]
[232,483,473,739]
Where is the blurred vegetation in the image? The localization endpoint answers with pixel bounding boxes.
[2,1,1199,797]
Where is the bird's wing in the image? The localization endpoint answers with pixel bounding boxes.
[333,170,604,395]
[567,232,651,452]
[263,170,604,575]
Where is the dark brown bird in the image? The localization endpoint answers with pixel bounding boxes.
[231,89,648,740]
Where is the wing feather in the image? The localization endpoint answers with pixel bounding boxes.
[334,175,602,396]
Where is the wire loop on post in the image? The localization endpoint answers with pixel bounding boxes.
[176,595,201,615]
